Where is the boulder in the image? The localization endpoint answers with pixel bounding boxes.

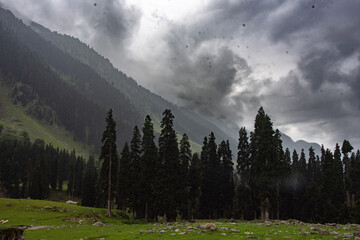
[318,229,329,235]
[343,233,354,238]
[204,223,217,231]
[92,222,104,227]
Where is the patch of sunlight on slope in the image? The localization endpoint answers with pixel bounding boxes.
[0,84,91,158]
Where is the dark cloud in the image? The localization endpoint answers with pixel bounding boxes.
[1,0,359,148]
[89,0,141,44]
[160,20,254,124]
[1,0,141,46]
[266,0,360,147]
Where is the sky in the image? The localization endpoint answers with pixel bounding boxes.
[1,0,360,150]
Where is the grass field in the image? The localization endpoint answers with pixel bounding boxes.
[0,84,92,158]
[1,198,360,239]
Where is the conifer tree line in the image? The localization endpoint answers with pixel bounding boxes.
[1,107,360,224]
[0,132,87,200]
[93,108,360,223]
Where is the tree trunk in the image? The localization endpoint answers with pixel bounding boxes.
[145,201,148,222]
[264,197,270,221]
[26,170,30,197]
[346,190,351,208]
[276,180,280,219]
[107,145,112,218]
[122,202,125,212]
[163,210,168,224]
[352,194,355,208]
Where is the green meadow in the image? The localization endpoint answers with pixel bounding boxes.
[1,198,360,239]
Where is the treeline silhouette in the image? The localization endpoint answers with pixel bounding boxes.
[1,108,359,224]
[0,133,86,200]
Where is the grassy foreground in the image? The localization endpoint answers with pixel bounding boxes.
[1,198,360,239]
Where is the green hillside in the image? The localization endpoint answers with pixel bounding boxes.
[0,83,92,158]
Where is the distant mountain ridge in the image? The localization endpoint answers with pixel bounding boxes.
[281,133,321,156]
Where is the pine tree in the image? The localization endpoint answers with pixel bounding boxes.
[274,129,285,219]
[350,151,360,209]
[82,155,97,207]
[67,149,77,198]
[237,127,250,186]
[129,126,141,219]
[249,107,277,220]
[178,133,191,220]
[350,151,360,222]
[98,109,118,217]
[303,147,321,222]
[200,132,220,218]
[233,127,251,219]
[158,109,179,223]
[140,115,158,221]
[321,145,345,222]
[218,140,234,218]
[297,149,307,220]
[117,143,131,211]
[189,153,201,219]
[342,140,353,207]
[279,148,292,219]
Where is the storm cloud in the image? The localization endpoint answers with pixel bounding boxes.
[1,0,359,148]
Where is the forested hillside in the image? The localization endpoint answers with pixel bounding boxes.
[29,20,323,155]
[0,8,141,150]
[28,20,235,148]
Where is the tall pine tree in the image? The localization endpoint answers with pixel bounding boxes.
[82,155,97,207]
[117,143,131,211]
[98,109,118,217]
[158,109,179,223]
[129,126,141,219]
[140,115,158,221]
[249,107,277,220]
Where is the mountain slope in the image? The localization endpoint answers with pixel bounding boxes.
[0,7,322,156]
[0,8,142,151]
[29,20,324,155]
[0,81,91,157]
[28,21,237,150]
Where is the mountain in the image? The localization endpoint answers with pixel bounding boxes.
[27,18,236,151]
[27,20,323,156]
[0,7,141,151]
[281,133,321,156]
[0,7,321,157]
